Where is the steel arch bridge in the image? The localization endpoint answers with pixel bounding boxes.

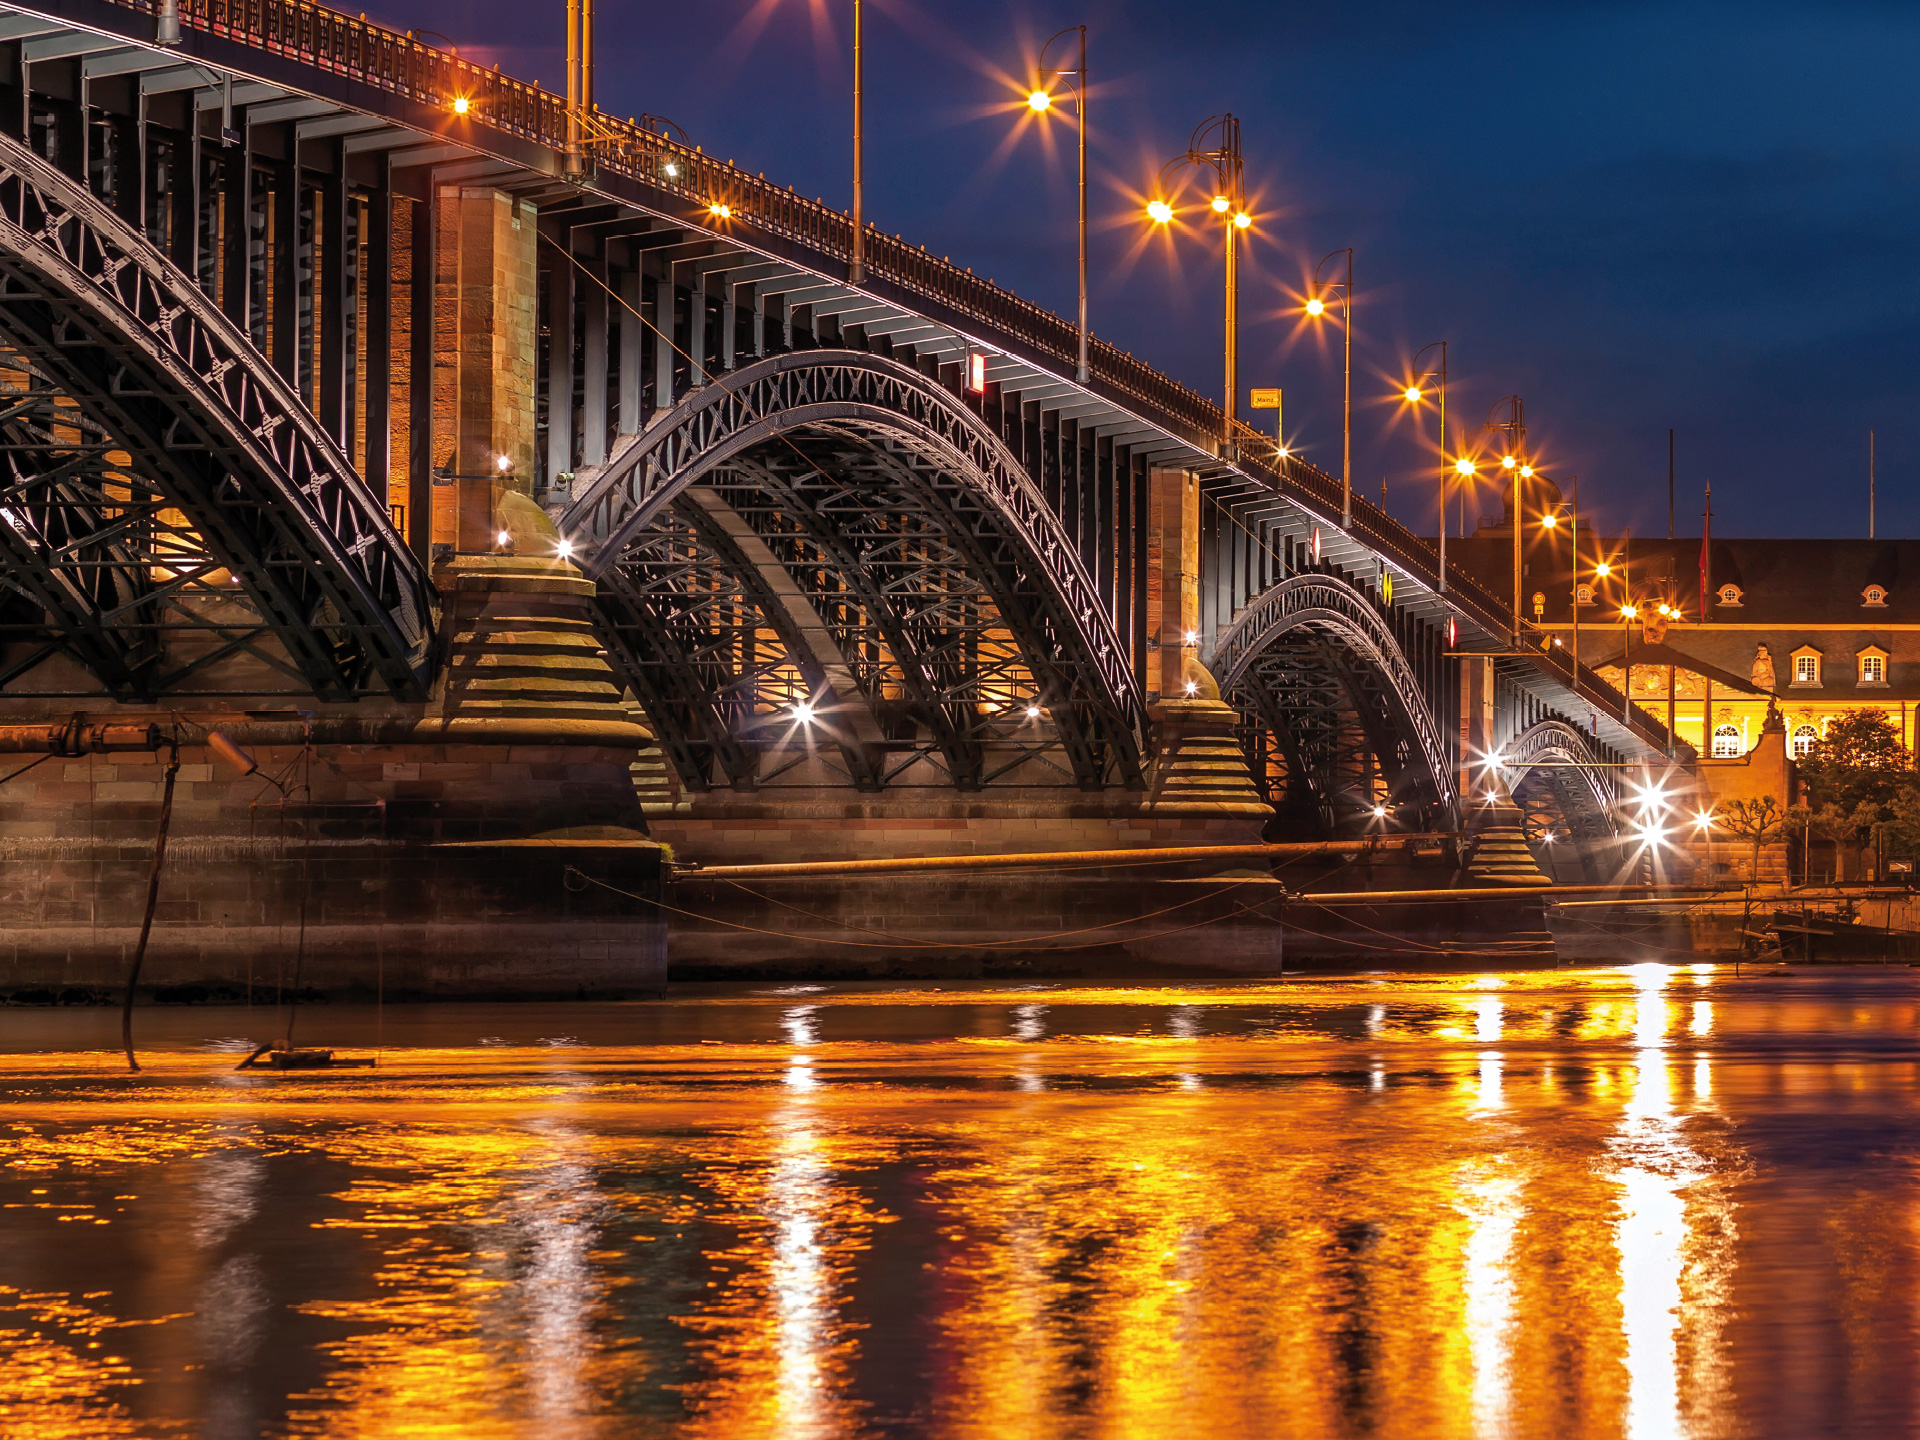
[0,122,429,700]
[0,0,1682,833]
[1207,571,1456,835]
[563,350,1143,794]
[1499,718,1623,880]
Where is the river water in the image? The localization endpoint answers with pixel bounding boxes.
[2,965,1917,1438]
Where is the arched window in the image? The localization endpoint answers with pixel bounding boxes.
[1792,723,1819,758]
[1711,723,1743,758]
[1575,583,1593,605]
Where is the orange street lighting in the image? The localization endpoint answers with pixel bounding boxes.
[1306,248,1354,524]
[1148,115,1247,454]
[1540,511,1558,528]
[708,202,731,219]
[452,95,471,115]
[1501,454,1517,469]
[1401,341,1450,592]
[1023,26,1090,380]
[1454,456,1476,476]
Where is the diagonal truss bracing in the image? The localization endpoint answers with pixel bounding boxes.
[0,128,431,700]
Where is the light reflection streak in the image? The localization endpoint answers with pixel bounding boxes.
[1611,963,1736,1440]
[1459,1168,1522,1437]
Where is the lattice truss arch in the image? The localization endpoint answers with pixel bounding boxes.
[1208,575,1457,835]
[0,129,431,700]
[1502,719,1621,875]
[565,352,1146,793]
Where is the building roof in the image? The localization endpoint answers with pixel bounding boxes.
[1443,536,1920,628]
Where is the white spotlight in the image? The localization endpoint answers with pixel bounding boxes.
[793,701,815,724]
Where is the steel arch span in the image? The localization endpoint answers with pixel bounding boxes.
[0,130,431,701]
[561,350,1145,793]
[1501,718,1621,879]
[1208,574,1457,835]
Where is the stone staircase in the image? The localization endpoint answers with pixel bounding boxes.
[1463,794,1552,886]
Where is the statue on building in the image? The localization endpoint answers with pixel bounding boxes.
[1751,643,1776,692]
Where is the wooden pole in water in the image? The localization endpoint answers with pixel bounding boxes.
[122,742,181,1073]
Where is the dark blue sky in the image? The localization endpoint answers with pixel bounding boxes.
[392,0,1920,539]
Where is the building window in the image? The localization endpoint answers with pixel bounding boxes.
[1791,649,1822,687]
[1861,651,1888,686]
[1575,583,1593,605]
[1864,585,1888,607]
[1792,723,1819,758]
[1717,584,1743,606]
[1711,723,1743,758]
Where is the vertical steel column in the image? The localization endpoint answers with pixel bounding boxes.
[544,242,575,484]
[364,174,393,504]
[579,251,607,466]
[617,261,642,433]
[318,142,348,445]
[653,266,674,410]
[406,186,434,563]
[220,128,247,328]
[720,278,737,372]
[686,267,706,385]
[270,153,297,384]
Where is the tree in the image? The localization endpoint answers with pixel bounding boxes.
[1720,796,1789,884]
[1719,796,1790,957]
[1797,709,1911,813]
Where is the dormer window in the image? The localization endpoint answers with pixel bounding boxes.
[1864,585,1889,607]
[1791,646,1823,688]
[1859,647,1889,686]
[1717,584,1743,607]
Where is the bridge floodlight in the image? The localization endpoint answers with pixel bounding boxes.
[1183,629,1198,646]
[1304,296,1325,316]
[1371,804,1387,819]
[1210,194,1230,213]
[1501,454,1516,469]
[1147,199,1174,224]
[662,161,679,179]
[1027,89,1052,112]
[1595,561,1611,577]
[556,540,574,561]
[495,453,512,471]
[1519,463,1534,478]
[452,96,470,116]
[1232,211,1251,230]
[1404,386,1422,403]
[1540,511,1557,528]
[793,701,815,724]
[495,529,513,549]
[708,202,731,219]
[1183,679,1199,696]
[1454,456,1475,475]
[1025,704,1041,719]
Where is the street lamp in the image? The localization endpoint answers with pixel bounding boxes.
[1476,396,1528,641]
[851,0,866,283]
[1540,478,1581,676]
[1305,249,1354,525]
[1398,341,1447,592]
[1146,116,1248,457]
[1026,27,1090,383]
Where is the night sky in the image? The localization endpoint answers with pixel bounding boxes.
[387,0,1920,540]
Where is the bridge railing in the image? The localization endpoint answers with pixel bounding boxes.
[98,0,1676,756]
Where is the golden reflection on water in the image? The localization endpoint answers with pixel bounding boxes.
[2,968,1919,1437]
